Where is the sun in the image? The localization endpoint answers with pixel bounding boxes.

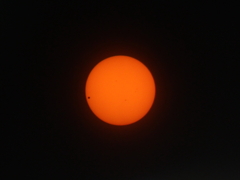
[85,55,155,126]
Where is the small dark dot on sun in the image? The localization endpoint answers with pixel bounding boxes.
[88,97,90,99]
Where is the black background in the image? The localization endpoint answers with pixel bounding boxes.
[3,1,239,179]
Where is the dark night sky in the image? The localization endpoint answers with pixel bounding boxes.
[3,1,239,179]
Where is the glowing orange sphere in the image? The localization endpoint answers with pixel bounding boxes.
[85,55,155,126]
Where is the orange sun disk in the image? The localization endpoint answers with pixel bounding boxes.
[85,55,155,126]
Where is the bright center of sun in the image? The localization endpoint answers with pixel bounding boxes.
[85,55,156,126]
